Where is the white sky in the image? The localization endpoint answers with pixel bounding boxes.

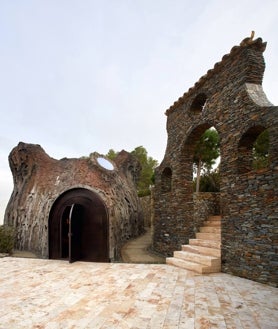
[0,0,277,224]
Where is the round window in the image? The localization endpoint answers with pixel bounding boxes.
[97,157,114,170]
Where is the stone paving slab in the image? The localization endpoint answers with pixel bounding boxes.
[0,257,277,329]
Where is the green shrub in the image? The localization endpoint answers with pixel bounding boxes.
[193,170,220,192]
[0,225,15,254]
[138,189,151,197]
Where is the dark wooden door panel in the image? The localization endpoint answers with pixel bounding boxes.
[49,188,109,262]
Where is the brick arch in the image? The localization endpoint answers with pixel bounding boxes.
[182,123,214,150]
[179,122,220,179]
[238,125,268,174]
[190,93,208,112]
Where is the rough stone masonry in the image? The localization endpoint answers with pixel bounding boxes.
[153,35,278,286]
[4,143,144,262]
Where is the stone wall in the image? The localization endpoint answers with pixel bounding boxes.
[153,36,278,286]
[4,143,144,261]
[221,170,278,286]
[193,192,220,232]
[140,195,152,227]
[153,192,221,256]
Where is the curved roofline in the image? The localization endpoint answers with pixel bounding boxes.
[166,35,267,115]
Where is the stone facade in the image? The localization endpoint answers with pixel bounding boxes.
[153,36,278,286]
[4,143,144,262]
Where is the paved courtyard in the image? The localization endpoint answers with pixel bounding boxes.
[0,257,277,329]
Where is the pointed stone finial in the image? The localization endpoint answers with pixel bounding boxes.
[240,31,256,46]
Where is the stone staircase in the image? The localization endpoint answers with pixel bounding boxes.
[166,215,221,274]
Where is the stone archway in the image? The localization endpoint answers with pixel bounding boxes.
[49,188,109,263]
[153,35,278,286]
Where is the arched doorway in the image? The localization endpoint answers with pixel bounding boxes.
[49,188,109,263]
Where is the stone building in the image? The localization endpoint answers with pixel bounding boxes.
[4,143,144,262]
[153,35,277,286]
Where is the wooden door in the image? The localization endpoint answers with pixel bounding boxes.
[69,204,83,263]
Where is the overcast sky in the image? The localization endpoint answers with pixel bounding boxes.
[0,0,277,223]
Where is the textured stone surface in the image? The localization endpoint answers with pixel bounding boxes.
[140,195,153,227]
[154,36,278,286]
[4,144,144,261]
[193,193,220,234]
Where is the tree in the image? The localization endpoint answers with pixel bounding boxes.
[193,128,220,192]
[131,146,158,196]
[106,146,158,196]
[253,129,269,169]
[193,168,220,192]
[106,149,118,160]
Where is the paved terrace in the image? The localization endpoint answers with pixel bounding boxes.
[0,257,277,329]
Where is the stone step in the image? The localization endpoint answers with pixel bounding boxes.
[167,215,222,274]
[189,238,221,250]
[196,232,221,241]
[199,226,221,233]
[203,220,221,227]
[166,257,220,274]
[182,244,221,257]
[173,250,220,267]
[207,215,221,221]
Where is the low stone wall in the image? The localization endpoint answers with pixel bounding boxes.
[193,192,220,233]
[153,192,220,256]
